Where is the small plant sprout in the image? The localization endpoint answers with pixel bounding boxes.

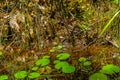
[52,42,58,46]
[56,53,70,60]
[79,57,92,66]
[0,75,8,80]
[100,64,120,75]
[0,51,3,57]
[43,56,50,59]
[89,73,107,80]
[31,66,39,71]
[56,45,63,50]
[83,61,92,67]
[49,49,55,53]
[79,57,87,62]
[81,24,88,31]
[28,72,40,79]
[35,58,50,66]
[14,71,27,79]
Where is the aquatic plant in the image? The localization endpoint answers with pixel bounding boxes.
[89,73,107,80]
[31,66,39,71]
[79,57,92,66]
[14,71,27,79]
[28,72,40,79]
[55,61,69,70]
[35,58,50,66]
[56,53,70,60]
[62,65,75,74]
[79,57,87,62]
[100,64,120,75]
[0,75,8,80]
[89,64,120,80]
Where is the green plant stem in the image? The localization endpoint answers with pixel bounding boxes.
[99,9,120,37]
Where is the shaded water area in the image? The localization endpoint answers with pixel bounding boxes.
[0,0,120,80]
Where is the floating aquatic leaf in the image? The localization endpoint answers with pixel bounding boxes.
[56,53,70,60]
[89,73,107,80]
[62,65,75,73]
[14,71,27,79]
[28,72,40,79]
[100,64,120,75]
[35,58,50,66]
[55,61,69,70]
[0,75,8,80]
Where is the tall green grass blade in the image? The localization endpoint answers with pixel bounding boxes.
[99,9,120,37]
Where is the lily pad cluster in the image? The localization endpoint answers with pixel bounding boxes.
[79,57,92,66]
[54,53,75,73]
[14,71,40,79]
[14,56,51,79]
[89,64,120,80]
[100,64,120,75]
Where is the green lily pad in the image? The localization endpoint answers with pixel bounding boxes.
[14,71,27,79]
[0,75,8,80]
[56,53,70,60]
[62,65,75,73]
[100,64,120,75]
[89,73,107,80]
[35,58,50,66]
[28,72,40,79]
[55,61,69,70]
